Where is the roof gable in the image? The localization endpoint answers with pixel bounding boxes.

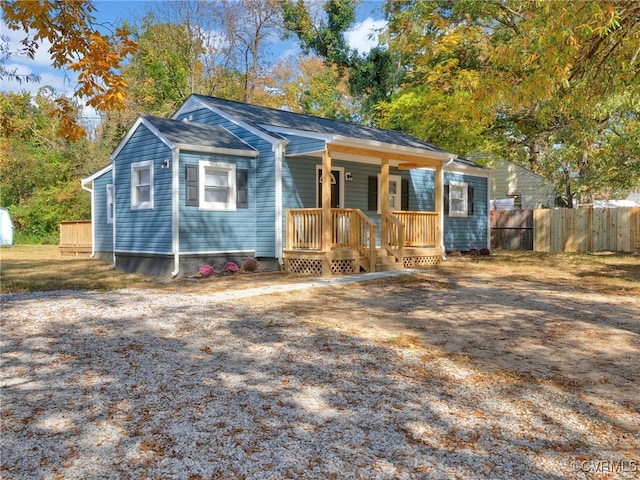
[111,115,258,160]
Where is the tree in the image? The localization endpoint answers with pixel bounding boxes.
[267,54,357,119]
[0,89,110,242]
[1,0,136,139]
[280,0,397,121]
[380,0,640,205]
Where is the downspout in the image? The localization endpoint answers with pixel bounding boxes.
[81,180,96,258]
[486,174,492,250]
[274,141,285,267]
[440,159,455,259]
[171,148,180,278]
[111,164,116,268]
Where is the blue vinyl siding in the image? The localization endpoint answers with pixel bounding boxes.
[114,125,173,253]
[283,134,326,156]
[443,172,489,251]
[93,171,113,252]
[179,152,256,253]
[175,108,277,257]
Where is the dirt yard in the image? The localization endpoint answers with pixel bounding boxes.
[1,254,639,479]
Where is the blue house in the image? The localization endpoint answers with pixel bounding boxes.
[82,95,490,276]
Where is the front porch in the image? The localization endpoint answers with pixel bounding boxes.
[283,208,442,275]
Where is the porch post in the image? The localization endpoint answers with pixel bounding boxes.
[435,163,444,256]
[321,149,332,253]
[380,158,390,245]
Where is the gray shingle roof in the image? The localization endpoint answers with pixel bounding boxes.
[191,95,450,153]
[143,115,256,153]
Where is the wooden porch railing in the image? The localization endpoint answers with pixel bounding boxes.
[287,208,322,250]
[383,212,405,264]
[286,208,377,269]
[286,209,439,269]
[393,211,439,247]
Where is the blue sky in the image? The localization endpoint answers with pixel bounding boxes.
[1,0,387,99]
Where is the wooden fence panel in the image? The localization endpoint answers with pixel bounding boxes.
[490,210,533,250]
[59,220,92,255]
[533,207,640,253]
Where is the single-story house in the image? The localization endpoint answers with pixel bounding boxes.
[82,95,490,276]
[480,157,555,210]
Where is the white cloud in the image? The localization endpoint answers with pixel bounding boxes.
[345,17,387,54]
[2,20,75,95]
[2,20,57,68]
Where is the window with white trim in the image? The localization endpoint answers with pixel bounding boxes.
[199,161,236,210]
[106,184,114,224]
[131,160,153,210]
[377,174,402,213]
[448,181,468,217]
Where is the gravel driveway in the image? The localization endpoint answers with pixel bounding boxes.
[2,270,639,479]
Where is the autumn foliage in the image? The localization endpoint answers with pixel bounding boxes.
[2,0,137,139]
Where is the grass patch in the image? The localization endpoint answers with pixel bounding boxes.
[0,245,161,293]
[439,249,640,296]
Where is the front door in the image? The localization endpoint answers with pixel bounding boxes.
[317,167,342,208]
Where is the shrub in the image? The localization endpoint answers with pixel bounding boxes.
[242,257,259,272]
[199,264,214,277]
[449,248,461,257]
[223,261,239,273]
[469,248,479,256]
[479,248,491,256]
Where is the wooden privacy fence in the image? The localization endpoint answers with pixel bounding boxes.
[492,207,640,252]
[59,220,92,255]
[534,207,640,253]
[490,210,533,250]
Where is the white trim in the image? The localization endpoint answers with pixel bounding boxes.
[171,148,180,277]
[173,143,258,158]
[486,176,491,249]
[438,167,445,258]
[448,181,468,218]
[275,143,284,265]
[180,249,255,255]
[199,161,236,211]
[376,173,402,213]
[116,249,255,255]
[260,124,334,142]
[315,165,345,208]
[130,160,154,210]
[81,163,112,186]
[444,162,490,177]
[114,249,173,255]
[332,136,456,162]
[81,179,96,257]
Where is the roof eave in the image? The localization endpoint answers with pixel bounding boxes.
[174,144,259,158]
[331,135,457,162]
[81,163,113,186]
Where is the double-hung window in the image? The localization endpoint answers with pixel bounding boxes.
[200,161,236,210]
[447,181,468,217]
[369,174,407,213]
[131,161,153,210]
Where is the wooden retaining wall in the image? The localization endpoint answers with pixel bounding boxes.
[59,220,92,255]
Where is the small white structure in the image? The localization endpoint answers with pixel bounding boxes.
[485,158,555,209]
[1,207,14,246]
